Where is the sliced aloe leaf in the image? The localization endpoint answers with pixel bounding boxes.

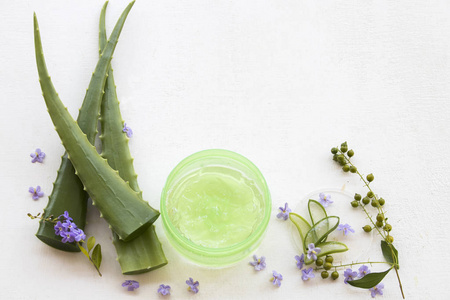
[289,213,311,252]
[315,241,348,257]
[308,199,327,225]
[304,216,339,246]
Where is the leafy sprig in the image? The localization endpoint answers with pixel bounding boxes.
[28,211,102,276]
[331,142,404,298]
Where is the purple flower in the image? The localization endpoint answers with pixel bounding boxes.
[122,280,139,291]
[277,203,291,220]
[29,186,44,200]
[186,277,199,294]
[319,192,333,207]
[344,268,358,284]
[60,231,76,243]
[249,255,266,271]
[295,254,305,270]
[157,284,171,296]
[358,265,371,278]
[337,223,355,236]
[73,228,86,242]
[62,220,77,232]
[369,283,384,298]
[59,211,73,221]
[306,243,321,261]
[54,221,64,236]
[30,148,45,163]
[123,123,133,138]
[301,267,315,281]
[271,270,283,287]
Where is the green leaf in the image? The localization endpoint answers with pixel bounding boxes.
[347,269,391,289]
[78,244,90,259]
[92,244,102,269]
[308,199,327,225]
[289,213,311,252]
[304,216,339,246]
[87,236,96,253]
[381,240,399,268]
[315,241,348,257]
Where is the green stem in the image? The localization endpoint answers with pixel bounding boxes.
[315,261,392,271]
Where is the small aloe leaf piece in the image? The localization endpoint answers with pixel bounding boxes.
[381,240,399,269]
[87,236,96,253]
[34,1,159,242]
[347,268,391,289]
[314,241,348,257]
[308,199,328,225]
[289,212,311,252]
[98,4,167,274]
[304,216,339,246]
[92,244,102,269]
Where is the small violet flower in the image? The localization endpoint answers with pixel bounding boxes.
[301,267,315,281]
[59,211,73,221]
[271,270,283,287]
[122,280,139,291]
[186,277,199,294]
[369,283,384,298]
[61,231,76,243]
[337,223,355,236]
[306,243,321,261]
[319,192,333,207]
[54,221,64,236]
[249,255,266,271]
[295,254,305,270]
[30,148,45,163]
[123,123,133,138]
[344,268,358,284]
[157,284,171,296]
[358,265,371,278]
[53,211,86,244]
[73,228,87,242]
[277,203,291,220]
[29,186,44,200]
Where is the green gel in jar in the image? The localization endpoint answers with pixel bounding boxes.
[161,149,271,267]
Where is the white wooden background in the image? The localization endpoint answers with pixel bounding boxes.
[1,0,449,299]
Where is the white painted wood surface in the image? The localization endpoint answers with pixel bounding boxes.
[1,0,448,299]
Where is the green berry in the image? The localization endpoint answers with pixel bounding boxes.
[367,191,374,198]
[350,166,357,173]
[376,213,385,222]
[354,193,362,201]
[324,262,332,270]
[386,235,394,243]
[342,165,350,172]
[363,225,372,232]
[321,271,329,279]
[384,224,392,232]
[371,199,380,207]
[331,271,339,280]
[351,201,359,208]
[340,142,348,153]
[362,197,370,205]
[316,258,323,266]
[333,154,338,161]
[367,173,374,182]
[331,147,338,154]
[347,149,354,157]
[378,198,385,206]
[376,221,383,227]
[325,256,334,263]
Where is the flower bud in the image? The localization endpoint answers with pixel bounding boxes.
[347,149,354,157]
[351,201,359,208]
[366,173,374,182]
[316,258,323,266]
[342,165,350,172]
[362,197,370,205]
[371,199,380,207]
[321,271,329,279]
[340,142,348,153]
[363,225,372,232]
[378,198,385,206]
[325,256,334,263]
[367,191,374,198]
[350,166,357,173]
[331,147,338,154]
[376,213,385,222]
[331,271,339,280]
[376,221,383,227]
[354,193,362,201]
[324,262,332,270]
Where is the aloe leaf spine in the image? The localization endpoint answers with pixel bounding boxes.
[34,0,159,242]
[98,5,168,274]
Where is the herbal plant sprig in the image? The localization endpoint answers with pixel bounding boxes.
[331,142,404,299]
[28,211,102,276]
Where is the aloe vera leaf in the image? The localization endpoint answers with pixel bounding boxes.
[35,1,114,252]
[98,5,167,274]
[304,216,339,246]
[308,199,329,242]
[34,1,159,242]
[289,212,311,252]
[314,241,348,258]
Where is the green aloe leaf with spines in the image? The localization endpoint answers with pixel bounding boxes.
[34,0,159,242]
[98,3,168,274]
[304,216,339,246]
[289,212,311,252]
[35,1,133,251]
